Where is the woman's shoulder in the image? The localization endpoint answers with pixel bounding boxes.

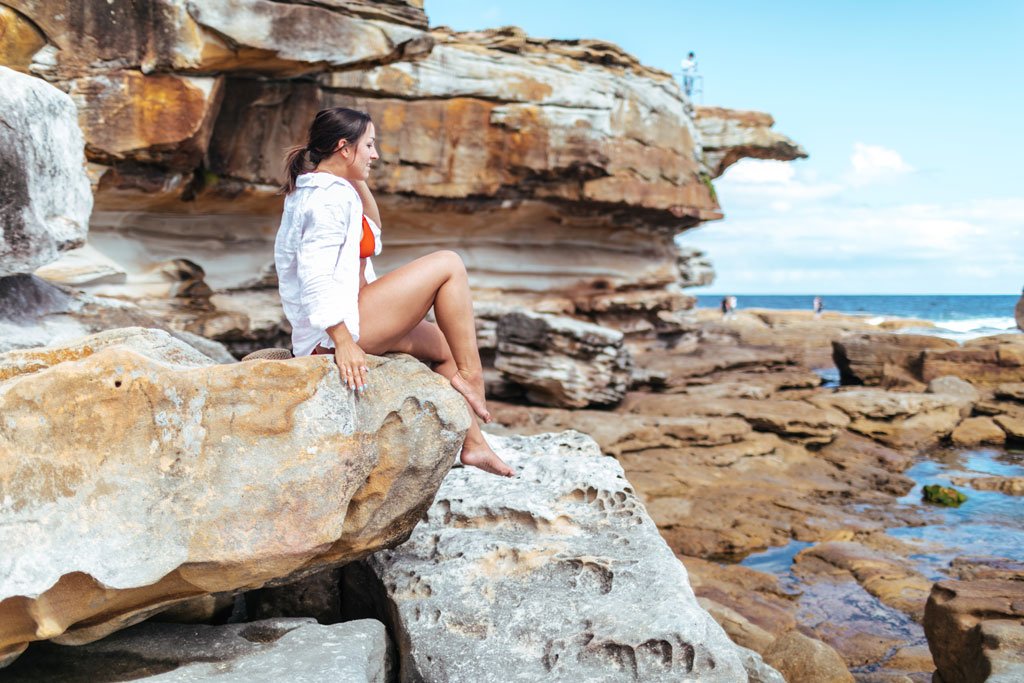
[294,173,359,205]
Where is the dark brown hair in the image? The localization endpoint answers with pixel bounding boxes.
[280,107,372,194]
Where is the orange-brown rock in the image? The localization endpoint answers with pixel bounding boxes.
[694,106,808,178]
[0,5,45,72]
[762,630,854,683]
[950,476,1024,496]
[924,579,1024,683]
[950,417,1007,447]
[922,334,1024,386]
[832,332,958,390]
[70,71,224,170]
[1016,289,1023,331]
[809,388,971,449]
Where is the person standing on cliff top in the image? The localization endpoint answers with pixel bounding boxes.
[681,52,698,97]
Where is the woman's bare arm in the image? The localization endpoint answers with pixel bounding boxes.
[353,180,381,229]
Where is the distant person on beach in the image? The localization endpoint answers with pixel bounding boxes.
[720,296,730,318]
[728,295,737,314]
[813,296,824,317]
[681,51,698,97]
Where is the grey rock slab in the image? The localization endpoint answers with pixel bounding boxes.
[0,66,92,276]
[368,430,758,682]
[1,618,389,682]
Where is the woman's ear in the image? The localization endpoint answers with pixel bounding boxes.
[334,139,348,156]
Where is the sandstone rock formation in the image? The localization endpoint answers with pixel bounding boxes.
[6,0,802,351]
[924,579,1024,683]
[922,334,1024,386]
[0,618,390,682]
[0,66,92,276]
[493,310,632,408]
[694,106,809,178]
[761,630,854,683]
[363,430,763,682]
[832,332,959,390]
[809,388,972,449]
[0,327,469,666]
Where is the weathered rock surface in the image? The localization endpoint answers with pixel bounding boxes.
[832,332,959,390]
[0,274,235,363]
[762,630,855,683]
[949,476,1024,496]
[950,417,1007,447]
[922,334,1024,386]
[810,388,971,449]
[0,327,469,666]
[0,618,390,682]
[0,66,92,276]
[494,310,632,408]
[8,0,803,347]
[364,430,759,682]
[924,579,1024,683]
[694,106,808,178]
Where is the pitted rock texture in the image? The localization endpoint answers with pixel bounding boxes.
[694,106,808,178]
[0,618,390,682]
[922,334,1024,386]
[0,66,92,277]
[0,327,469,666]
[494,310,632,408]
[366,430,759,682]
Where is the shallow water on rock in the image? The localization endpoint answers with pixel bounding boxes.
[888,447,1024,579]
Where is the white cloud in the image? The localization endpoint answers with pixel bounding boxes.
[848,142,914,184]
[718,159,843,203]
[685,196,1024,294]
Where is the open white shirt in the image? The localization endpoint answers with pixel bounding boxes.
[274,172,382,356]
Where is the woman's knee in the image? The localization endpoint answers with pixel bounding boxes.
[430,249,466,277]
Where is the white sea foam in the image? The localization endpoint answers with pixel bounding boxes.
[923,316,1019,342]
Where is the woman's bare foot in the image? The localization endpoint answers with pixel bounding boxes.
[460,441,515,477]
[450,370,491,423]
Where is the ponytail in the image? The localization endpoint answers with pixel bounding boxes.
[279,108,373,194]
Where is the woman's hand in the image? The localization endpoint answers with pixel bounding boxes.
[333,339,368,392]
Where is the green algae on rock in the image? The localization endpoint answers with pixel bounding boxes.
[922,484,968,507]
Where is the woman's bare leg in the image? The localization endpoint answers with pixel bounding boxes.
[381,319,513,477]
[357,251,491,422]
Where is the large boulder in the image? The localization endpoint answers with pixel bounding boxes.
[0,66,92,276]
[494,310,632,408]
[361,430,762,682]
[0,327,469,666]
[0,618,390,682]
[924,579,1024,683]
[832,332,958,389]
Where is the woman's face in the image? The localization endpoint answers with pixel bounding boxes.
[342,122,379,181]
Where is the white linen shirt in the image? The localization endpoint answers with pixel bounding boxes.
[274,172,382,356]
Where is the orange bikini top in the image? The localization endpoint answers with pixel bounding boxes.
[359,215,376,258]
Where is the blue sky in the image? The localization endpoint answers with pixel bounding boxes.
[424,1,1023,294]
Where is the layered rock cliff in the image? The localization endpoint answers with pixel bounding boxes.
[1,0,804,352]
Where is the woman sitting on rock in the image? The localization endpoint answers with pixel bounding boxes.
[275,107,514,477]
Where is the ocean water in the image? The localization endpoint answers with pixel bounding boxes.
[695,294,1021,342]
